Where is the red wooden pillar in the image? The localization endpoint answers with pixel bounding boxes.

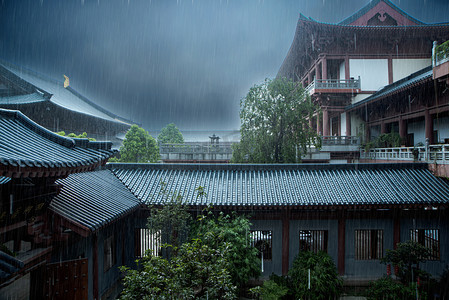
[399,117,406,143]
[307,72,312,85]
[381,122,387,134]
[393,214,400,250]
[315,63,321,80]
[316,114,321,135]
[346,112,351,136]
[282,210,290,275]
[344,56,350,80]
[388,57,393,84]
[321,57,327,80]
[308,115,313,129]
[323,107,330,136]
[93,233,99,300]
[338,217,346,275]
[425,109,433,144]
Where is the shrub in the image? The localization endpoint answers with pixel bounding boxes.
[288,251,343,300]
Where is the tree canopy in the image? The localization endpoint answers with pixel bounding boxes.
[157,123,184,144]
[232,77,319,163]
[119,125,159,163]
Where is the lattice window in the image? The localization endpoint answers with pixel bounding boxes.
[104,235,116,272]
[250,230,272,261]
[355,230,383,260]
[299,230,328,253]
[410,229,440,260]
[135,228,161,258]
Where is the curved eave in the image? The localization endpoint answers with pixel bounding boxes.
[0,160,108,178]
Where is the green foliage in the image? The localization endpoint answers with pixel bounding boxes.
[288,251,343,300]
[381,240,431,284]
[366,132,403,150]
[120,238,237,299]
[232,77,319,163]
[56,131,96,141]
[147,182,192,255]
[157,123,184,144]
[365,276,419,300]
[193,211,261,289]
[435,40,449,59]
[121,188,259,299]
[250,280,289,300]
[119,125,159,163]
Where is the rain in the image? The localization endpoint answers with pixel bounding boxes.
[1,0,446,132]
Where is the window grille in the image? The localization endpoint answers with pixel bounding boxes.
[299,230,328,253]
[355,230,383,260]
[104,235,116,272]
[410,229,440,260]
[250,230,272,261]
[135,228,161,258]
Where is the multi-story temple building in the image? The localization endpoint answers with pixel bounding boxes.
[278,0,449,148]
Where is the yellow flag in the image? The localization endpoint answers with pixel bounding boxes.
[63,75,69,88]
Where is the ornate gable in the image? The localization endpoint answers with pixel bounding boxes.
[340,0,424,26]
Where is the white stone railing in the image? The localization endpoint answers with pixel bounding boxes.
[321,136,360,146]
[305,77,361,95]
[159,142,233,155]
[360,144,449,163]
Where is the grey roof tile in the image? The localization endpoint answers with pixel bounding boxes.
[110,163,449,207]
[51,170,140,232]
[0,109,113,177]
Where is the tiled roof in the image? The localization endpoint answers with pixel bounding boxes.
[346,66,432,111]
[0,109,114,177]
[0,60,134,126]
[0,176,11,184]
[0,250,23,280]
[110,163,449,208]
[50,170,140,232]
[0,92,47,105]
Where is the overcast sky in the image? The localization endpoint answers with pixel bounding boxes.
[1,0,449,131]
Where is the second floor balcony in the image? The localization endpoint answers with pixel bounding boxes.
[305,77,361,95]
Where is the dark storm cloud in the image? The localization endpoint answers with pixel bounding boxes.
[1,0,448,131]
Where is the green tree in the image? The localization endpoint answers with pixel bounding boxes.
[157,123,184,144]
[288,251,343,300]
[119,125,159,163]
[232,77,319,163]
[192,211,261,290]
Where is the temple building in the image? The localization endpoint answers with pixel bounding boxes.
[278,0,449,149]
[0,60,135,148]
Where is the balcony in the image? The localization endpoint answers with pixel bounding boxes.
[159,142,233,162]
[433,40,449,80]
[360,144,449,163]
[305,77,361,95]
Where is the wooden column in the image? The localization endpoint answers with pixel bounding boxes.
[315,63,321,80]
[321,57,327,80]
[307,72,312,85]
[393,213,400,250]
[381,122,387,134]
[338,216,346,275]
[323,107,330,136]
[316,114,321,135]
[399,117,406,143]
[344,56,350,80]
[282,211,290,275]
[425,109,433,144]
[93,233,99,300]
[346,112,351,136]
[308,115,313,129]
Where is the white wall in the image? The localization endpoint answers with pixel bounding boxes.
[340,112,347,136]
[351,94,371,105]
[392,58,430,82]
[434,116,449,143]
[350,59,388,91]
[339,61,345,80]
[408,120,425,145]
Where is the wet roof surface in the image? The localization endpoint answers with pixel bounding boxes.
[0,109,113,174]
[110,163,449,207]
[51,170,140,232]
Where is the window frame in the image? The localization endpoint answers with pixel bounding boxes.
[250,230,273,261]
[410,229,440,260]
[354,229,383,260]
[299,230,328,253]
